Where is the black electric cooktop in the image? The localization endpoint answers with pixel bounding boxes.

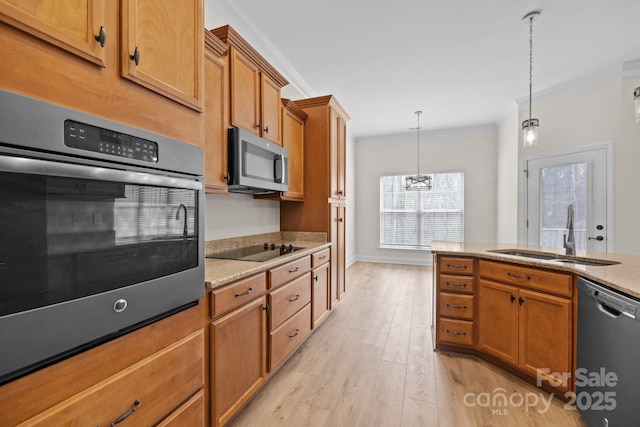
[207,243,304,262]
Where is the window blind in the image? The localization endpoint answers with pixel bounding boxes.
[380,172,464,250]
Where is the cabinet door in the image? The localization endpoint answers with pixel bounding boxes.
[260,73,282,144]
[337,204,346,299]
[312,262,330,328]
[0,0,105,66]
[337,115,347,199]
[211,297,267,427]
[477,279,518,365]
[281,104,304,200]
[229,47,260,136]
[329,207,339,308]
[329,109,340,199]
[204,46,228,193]
[518,289,572,391]
[121,0,203,111]
[19,330,204,426]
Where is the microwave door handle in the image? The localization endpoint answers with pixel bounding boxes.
[274,154,284,184]
[0,154,202,190]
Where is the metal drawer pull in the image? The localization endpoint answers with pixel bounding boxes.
[289,267,300,273]
[507,272,531,280]
[447,264,467,269]
[289,294,300,302]
[108,399,141,426]
[289,328,300,338]
[319,255,327,260]
[446,303,467,310]
[447,282,467,288]
[235,287,253,297]
[446,329,467,336]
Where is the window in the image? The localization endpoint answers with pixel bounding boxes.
[380,172,464,250]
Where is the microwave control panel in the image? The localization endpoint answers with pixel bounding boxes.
[63,120,158,163]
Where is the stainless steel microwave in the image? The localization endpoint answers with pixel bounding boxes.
[0,90,204,385]
[227,126,288,195]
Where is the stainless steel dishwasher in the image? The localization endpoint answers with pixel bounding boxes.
[577,277,640,427]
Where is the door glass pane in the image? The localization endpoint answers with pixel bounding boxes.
[540,163,587,250]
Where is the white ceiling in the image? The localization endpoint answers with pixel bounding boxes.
[205,0,640,139]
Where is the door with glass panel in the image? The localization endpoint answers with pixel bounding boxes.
[525,147,610,252]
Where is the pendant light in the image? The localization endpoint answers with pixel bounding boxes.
[522,10,541,147]
[634,87,640,123]
[405,111,432,191]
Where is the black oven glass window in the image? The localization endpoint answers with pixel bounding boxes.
[0,171,198,316]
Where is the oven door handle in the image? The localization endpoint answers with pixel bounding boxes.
[0,154,202,190]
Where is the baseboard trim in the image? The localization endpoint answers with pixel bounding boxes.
[352,255,432,266]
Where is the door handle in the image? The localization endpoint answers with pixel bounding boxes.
[588,236,604,241]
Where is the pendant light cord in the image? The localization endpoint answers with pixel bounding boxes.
[416,111,421,175]
[528,15,534,124]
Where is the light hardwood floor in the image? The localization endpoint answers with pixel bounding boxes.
[227,262,587,427]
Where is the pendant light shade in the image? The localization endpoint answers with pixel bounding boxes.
[405,111,432,191]
[522,10,540,147]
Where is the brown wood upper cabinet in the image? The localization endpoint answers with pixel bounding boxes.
[211,25,289,146]
[204,31,229,194]
[0,0,106,66]
[293,96,350,203]
[121,0,204,111]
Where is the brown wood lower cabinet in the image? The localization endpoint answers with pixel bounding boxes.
[436,256,575,395]
[476,260,573,393]
[0,304,205,426]
[312,259,331,328]
[211,296,267,427]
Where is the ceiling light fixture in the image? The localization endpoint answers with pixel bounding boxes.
[634,87,640,123]
[522,10,541,147]
[405,111,432,191]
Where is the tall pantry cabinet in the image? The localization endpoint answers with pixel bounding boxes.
[280,95,350,304]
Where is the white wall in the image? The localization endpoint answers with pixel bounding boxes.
[204,194,280,240]
[354,126,498,265]
[496,112,519,243]
[515,75,640,254]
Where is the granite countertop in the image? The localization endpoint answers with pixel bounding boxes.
[204,232,331,290]
[431,241,640,299]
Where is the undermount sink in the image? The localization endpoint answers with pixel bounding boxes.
[488,249,619,267]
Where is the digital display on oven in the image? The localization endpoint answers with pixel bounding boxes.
[64,119,158,163]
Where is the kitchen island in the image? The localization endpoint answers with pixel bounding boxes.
[431,240,640,401]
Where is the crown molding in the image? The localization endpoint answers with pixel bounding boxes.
[205,0,317,98]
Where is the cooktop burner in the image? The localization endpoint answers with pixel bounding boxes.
[207,243,304,262]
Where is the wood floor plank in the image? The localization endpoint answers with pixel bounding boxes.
[361,360,407,427]
[224,262,587,427]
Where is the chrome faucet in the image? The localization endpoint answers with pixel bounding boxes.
[175,204,188,239]
[563,204,575,256]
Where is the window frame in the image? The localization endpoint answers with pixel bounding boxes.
[379,171,464,251]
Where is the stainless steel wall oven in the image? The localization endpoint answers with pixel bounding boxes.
[0,90,204,385]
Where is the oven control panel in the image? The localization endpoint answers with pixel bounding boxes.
[64,120,158,163]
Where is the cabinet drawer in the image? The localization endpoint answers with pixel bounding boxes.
[269,256,311,289]
[439,274,474,294]
[211,273,267,318]
[21,330,204,426]
[157,389,205,427]
[439,293,474,320]
[439,257,474,275]
[438,318,474,347]
[479,260,572,297]
[311,248,331,267]
[269,272,312,330]
[269,304,311,371]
